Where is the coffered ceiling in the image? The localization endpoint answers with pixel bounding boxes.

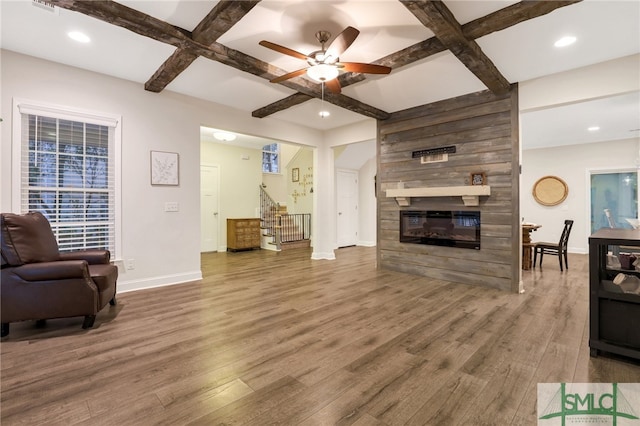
[1,0,639,148]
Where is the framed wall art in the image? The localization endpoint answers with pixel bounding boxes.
[150,151,179,186]
[292,167,300,182]
[470,172,486,186]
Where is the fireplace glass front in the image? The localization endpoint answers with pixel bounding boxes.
[399,210,480,250]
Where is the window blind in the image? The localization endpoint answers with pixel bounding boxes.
[20,112,116,255]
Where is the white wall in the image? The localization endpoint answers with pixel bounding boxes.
[1,50,325,292]
[200,141,262,250]
[522,138,640,254]
[358,157,377,247]
[287,148,314,214]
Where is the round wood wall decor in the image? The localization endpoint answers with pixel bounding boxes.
[532,175,568,206]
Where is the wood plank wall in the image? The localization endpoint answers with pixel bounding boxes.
[376,86,520,292]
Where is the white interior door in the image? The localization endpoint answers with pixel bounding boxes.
[201,165,219,252]
[336,169,358,247]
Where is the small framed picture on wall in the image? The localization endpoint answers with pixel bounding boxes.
[292,168,300,182]
[151,151,179,186]
[470,172,486,186]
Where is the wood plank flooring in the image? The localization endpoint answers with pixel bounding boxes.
[2,246,639,425]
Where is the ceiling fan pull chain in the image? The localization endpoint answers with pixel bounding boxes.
[320,82,329,119]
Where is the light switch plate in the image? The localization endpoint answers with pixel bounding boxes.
[165,202,179,212]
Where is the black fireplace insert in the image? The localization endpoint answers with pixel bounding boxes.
[400,210,481,249]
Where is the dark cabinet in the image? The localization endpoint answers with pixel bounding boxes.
[589,228,640,360]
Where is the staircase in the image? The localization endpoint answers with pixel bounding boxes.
[259,185,311,251]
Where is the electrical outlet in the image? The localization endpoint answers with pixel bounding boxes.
[165,202,179,212]
[125,259,135,270]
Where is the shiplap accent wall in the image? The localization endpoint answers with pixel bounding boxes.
[377,86,521,292]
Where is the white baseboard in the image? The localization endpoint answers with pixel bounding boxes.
[568,247,588,254]
[117,271,202,293]
[311,251,336,260]
[357,240,376,247]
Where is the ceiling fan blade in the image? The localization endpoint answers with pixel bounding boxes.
[326,26,359,57]
[340,62,392,75]
[270,68,309,83]
[259,40,308,61]
[325,78,341,94]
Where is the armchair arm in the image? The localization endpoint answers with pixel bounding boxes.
[59,250,111,265]
[12,260,91,282]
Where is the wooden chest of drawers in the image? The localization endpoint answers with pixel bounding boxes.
[227,218,261,251]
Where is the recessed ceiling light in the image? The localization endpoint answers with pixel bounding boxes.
[587,126,600,132]
[213,131,236,141]
[68,31,90,43]
[318,111,330,118]
[554,36,576,48]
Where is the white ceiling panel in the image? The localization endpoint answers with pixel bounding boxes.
[477,0,640,83]
[269,97,370,131]
[1,0,176,83]
[166,57,297,112]
[343,52,487,113]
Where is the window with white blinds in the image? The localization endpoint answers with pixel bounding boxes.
[18,105,118,256]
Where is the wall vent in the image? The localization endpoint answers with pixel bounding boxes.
[32,0,58,14]
[420,153,448,164]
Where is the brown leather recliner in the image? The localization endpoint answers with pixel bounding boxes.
[1,212,118,337]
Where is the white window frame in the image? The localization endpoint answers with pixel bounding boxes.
[262,143,280,174]
[12,98,122,258]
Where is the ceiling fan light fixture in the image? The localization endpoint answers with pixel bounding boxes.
[307,64,339,82]
[213,131,236,142]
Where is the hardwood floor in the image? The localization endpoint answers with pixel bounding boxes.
[2,247,639,425]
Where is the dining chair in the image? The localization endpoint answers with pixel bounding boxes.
[533,220,574,271]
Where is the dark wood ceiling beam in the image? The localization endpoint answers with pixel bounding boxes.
[401,0,510,94]
[145,1,261,93]
[252,93,313,118]
[253,0,581,118]
[145,50,199,92]
[49,0,389,120]
[462,0,583,40]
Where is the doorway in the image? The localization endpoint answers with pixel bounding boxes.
[590,170,638,233]
[336,169,358,247]
[201,165,220,252]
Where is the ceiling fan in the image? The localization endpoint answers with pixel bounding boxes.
[259,26,392,94]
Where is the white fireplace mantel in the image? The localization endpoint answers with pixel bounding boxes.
[385,185,491,207]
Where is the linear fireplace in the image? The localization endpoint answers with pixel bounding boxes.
[400,210,481,249]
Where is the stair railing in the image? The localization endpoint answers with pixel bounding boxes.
[259,185,281,250]
[259,185,311,250]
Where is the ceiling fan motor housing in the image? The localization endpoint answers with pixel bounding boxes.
[315,30,331,46]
